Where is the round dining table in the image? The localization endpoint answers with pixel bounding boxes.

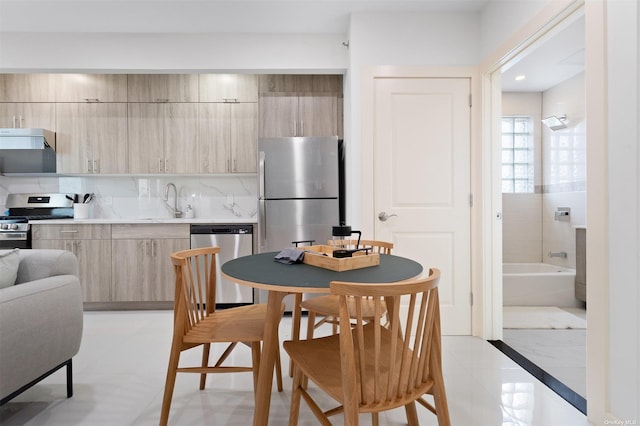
[221,251,423,426]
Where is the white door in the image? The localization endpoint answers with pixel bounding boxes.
[374,77,472,335]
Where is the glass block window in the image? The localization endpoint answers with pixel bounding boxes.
[501,116,534,193]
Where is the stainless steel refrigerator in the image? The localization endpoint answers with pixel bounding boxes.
[258,136,340,256]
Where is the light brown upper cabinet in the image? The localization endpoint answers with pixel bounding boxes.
[0,103,56,130]
[258,74,342,93]
[56,74,128,102]
[127,74,198,103]
[258,74,342,138]
[128,103,199,173]
[56,103,128,174]
[259,92,339,138]
[199,103,257,173]
[0,74,57,102]
[199,74,258,103]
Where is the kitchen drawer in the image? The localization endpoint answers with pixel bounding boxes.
[111,224,190,240]
[32,224,111,240]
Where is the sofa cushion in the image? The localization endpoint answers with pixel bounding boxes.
[0,248,20,288]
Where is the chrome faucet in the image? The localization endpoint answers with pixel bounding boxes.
[163,183,183,218]
[548,251,567,259]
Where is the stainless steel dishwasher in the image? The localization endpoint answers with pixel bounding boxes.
[190,224,254,306]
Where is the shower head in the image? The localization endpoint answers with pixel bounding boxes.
[541,115,568,131]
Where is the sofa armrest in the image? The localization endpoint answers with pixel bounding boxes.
[0,274,83,401]
[15,249,79,285]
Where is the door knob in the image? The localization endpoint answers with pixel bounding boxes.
[378,211,398,222]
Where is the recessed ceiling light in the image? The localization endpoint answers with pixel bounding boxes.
[515,75,526,81]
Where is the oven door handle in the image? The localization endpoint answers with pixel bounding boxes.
[0,232,28,241]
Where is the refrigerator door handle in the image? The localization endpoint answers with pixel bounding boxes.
[258,199,266,250]
[258,151,266,199]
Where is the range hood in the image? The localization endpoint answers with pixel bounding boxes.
[0,128,57,175]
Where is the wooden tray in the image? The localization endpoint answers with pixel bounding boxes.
[302,245,380,272]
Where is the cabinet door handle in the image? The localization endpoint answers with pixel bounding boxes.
[94,159,99,173]
[164,159,169,173]
[84,98,100,103]
[151,240,157,257]
[87,159,93,173]
[300,121,304,136]
[223,98,238,103]
[155,98,169,103]
[18,116,23,128]
[12,116,16,128]
[158,158,163,173]
[60,230,79,233]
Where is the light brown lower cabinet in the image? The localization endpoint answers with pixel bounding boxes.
[111,224,190,302]
[32,223,190,304]
[31,224,112,302]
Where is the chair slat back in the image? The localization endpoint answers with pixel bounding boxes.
[331,268,441,410]
[326,239,393,254]
[171,247,221,333]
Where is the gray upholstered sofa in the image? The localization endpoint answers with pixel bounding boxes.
[0,249,84,405]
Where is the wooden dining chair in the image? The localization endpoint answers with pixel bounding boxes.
[288,240,393,377]
[284,268,450,426]
[304,240,393,328]
[160,247,284,426]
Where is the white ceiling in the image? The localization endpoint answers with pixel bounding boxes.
[501,13,585,92]
[0,0,582,91]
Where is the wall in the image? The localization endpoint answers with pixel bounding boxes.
[0,175,257,222]
[603,0,640,419]
[480,0,552,58]
[541,72,586,269]
[501,92,543,263]
[347,11,482,229]
[0,33,347,73]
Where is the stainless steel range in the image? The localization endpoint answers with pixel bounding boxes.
[1,193,74,249]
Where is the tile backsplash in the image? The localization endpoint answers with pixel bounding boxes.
[0,175,258,221]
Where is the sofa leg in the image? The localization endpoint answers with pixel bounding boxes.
[66,359,73,398]
[0,359,74,406]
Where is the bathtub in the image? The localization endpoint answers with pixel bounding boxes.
[503,263,580,308]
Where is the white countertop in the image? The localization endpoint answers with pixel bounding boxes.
[30,218,257,225]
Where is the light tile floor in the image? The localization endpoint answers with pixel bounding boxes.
[0,311,591,426]
[502,308,587,398]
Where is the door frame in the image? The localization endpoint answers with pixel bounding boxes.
[360,66,484,336]
[480,1,586,340]
[480,0,614,422]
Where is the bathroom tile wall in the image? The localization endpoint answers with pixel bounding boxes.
[541,72,586,269]
[502,72,586,267]
[0,175,258,221]
[502,92,543,262]
[502,193,543,262]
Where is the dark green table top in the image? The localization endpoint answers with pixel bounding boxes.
[221,251,423,293]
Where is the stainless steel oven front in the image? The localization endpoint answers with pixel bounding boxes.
[0,218,30,249]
